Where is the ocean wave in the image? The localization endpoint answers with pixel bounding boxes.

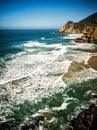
[52,100,68,110]
[0,48,69,85]
[24,41,63,49]
[24,41,46,47]
[24,48,37,53]
[1,41,95,86]
[63,34,83,39]
[41,37,45,40]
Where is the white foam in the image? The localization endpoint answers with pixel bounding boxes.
[0,39,72,107]
[0,42,69,85]
[25,49,37,52]
[63,34,83,39]
[52,101,68,111]
[24,41,46,47]
[24,41,63,50]
[41,37,45,40]
[25,41,63,48]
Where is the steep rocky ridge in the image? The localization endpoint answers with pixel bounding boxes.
[59,12,97,34]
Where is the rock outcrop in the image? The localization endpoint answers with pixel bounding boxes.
[59,12,97,34]
[20,115,45,130]
[75,26,97,43]
[69,103,97,130]
[88,56,97,71]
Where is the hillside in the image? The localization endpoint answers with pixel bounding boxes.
[59,12,97,34]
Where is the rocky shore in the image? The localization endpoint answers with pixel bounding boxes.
[75,27,97,44]
[18,54,97,130]
[62,53,97,130]
[69,103,97,130]
[61,39,97,130]
[59,12,97,44]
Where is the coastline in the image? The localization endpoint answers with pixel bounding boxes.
[62,42,97,84]
[0,33,97,130]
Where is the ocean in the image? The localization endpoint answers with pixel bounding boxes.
[0,29,97,130]
[0,29,74,84]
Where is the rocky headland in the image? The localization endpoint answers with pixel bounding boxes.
[59,12,97,43]
[59,12,97,34]
[59,12,97,130]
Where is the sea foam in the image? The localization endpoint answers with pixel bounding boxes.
[41,37,45,40]
[0,41,68,85]
[63,34,83,39]
[24,41,46,47]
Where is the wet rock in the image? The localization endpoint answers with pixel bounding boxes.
[75,38,85,43]
[20,115,45,130]
[92,94,97,98]
[75,26,97,43]
[69,104,97,130]
[88,56,97,71]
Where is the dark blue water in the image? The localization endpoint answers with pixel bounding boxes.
[0,29,67,57]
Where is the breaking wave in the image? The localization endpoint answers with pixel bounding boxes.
[63,34,83,39]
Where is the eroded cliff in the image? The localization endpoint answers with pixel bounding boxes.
[59,12,97,34]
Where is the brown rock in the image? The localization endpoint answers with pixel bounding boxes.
[75,27,97,43]
[69,104,97,130]
[59,12,97,34]
[88,56,97,70]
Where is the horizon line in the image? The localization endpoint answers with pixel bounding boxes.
[0,28,58,30]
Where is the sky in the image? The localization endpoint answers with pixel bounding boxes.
[0,0,97,29]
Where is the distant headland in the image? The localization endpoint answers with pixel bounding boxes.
[59,12,97,43]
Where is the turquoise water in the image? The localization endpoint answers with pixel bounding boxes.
[0,29,72,84]
[0,29,69,58]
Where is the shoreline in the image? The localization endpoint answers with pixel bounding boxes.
[0,33,97,130]
[62,42,97,84]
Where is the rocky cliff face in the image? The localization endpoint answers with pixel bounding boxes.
[75,26,97,43]
[59,22,85,33]
[69,103,97,130]
[59,12,97,34]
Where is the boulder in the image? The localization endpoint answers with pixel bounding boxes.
[75,27,97,43]
[69,104,97,130]
[20,115,45,130]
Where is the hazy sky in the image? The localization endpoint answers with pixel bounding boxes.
[0,0,97,29]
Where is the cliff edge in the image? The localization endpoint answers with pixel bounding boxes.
[59,12,97,34]
[69,103,97,130]
[75,26,97,43]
